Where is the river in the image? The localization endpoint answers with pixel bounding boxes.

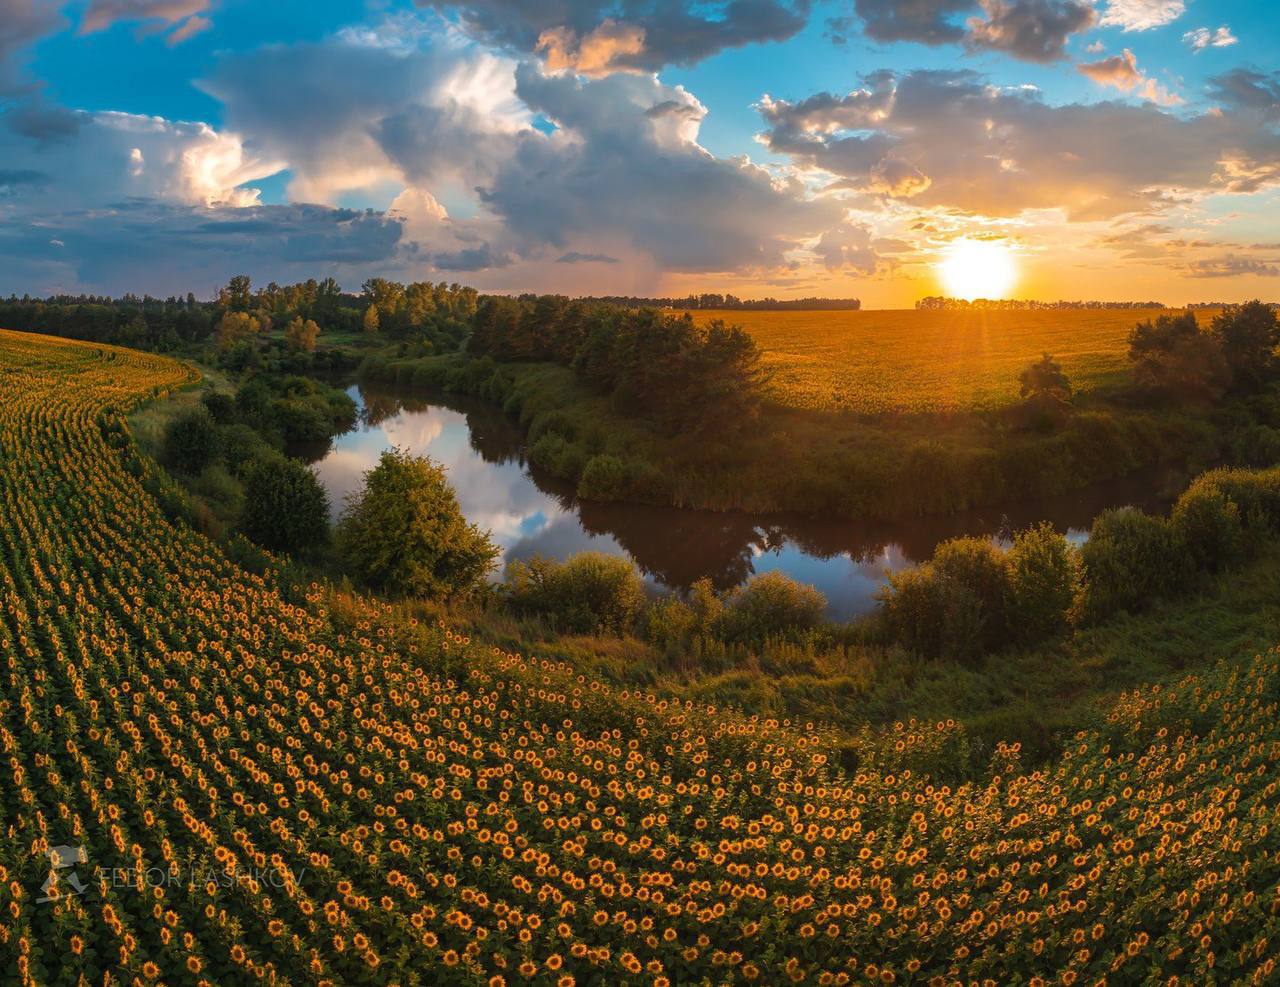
[299,382,1187,620]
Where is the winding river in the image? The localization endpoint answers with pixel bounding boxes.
[300,382,1186,620]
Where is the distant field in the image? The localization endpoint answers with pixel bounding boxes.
[687,307,1197,414]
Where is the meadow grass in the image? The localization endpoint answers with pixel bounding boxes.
[687,307,1213,414]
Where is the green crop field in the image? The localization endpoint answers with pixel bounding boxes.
[3,326,1279,985]
[687,307,1210,414]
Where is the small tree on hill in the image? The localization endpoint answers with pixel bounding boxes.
[240,456,330,555]
[1018,352,1072,429]
[337,448,498,599]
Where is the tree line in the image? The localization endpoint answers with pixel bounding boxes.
[577,294,861,311]
[467,294,769,434]
[917,296,1168,310]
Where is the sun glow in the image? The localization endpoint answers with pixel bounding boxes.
[937,238,1019,301]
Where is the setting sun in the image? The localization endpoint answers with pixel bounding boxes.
[938,238,1019,301]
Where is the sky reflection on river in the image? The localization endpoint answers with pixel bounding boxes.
[304,383,1180,620]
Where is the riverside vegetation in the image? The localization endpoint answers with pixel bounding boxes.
[7,316,1280,983]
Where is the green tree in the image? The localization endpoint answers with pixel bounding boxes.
[216,310,261,351]
[218,274,253,312]
[1128,311,1231,402]
[1005,523,1079,642]
[240,456,330,555]
[285,316,321,353]
[1211,300,1280,391]
[337,448,498,599]
[162,406,219,474]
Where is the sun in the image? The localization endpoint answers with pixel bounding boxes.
[937,238,1019,301]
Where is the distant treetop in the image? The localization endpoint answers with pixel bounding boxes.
[916,296,1167,310]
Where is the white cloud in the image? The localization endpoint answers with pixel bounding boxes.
[1182,26,1237,52]
[1078,49,1182,106]
[1098,0,1184,32]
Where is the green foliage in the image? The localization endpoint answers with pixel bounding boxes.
[1171,480,1244,571]
[1006,523,1079,642]
[1128,311,1231,402]
[1211,300,1280,390]
[162,405,219,474]
[577,454,628,501]
[720,571,827,645]
[1076,507,1187,623]
[502,552,647,635]
[239,455,330,556]
[337,447,498,599]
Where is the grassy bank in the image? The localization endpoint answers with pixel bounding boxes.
[358,350,1223,519]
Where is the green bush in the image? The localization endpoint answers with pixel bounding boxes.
[577,455,627,501]
[162,406,219,474]
[240,456,330,556]
[502,552,646,635]
[721,571,827,645]
[217,423,275,477]
[1005,523,1079,643]
[879,564,986,662]
[201,391,238,424]
[932,537,1011,649]
[337,448,499,599]
[1075,507,1187,623]
[1171,480,1244,571]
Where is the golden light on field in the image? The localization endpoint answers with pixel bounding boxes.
[937,238,1019,301]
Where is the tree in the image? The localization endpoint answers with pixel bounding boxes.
[240,456,330,555]
[216,310,261,351]
[285,316,321,353]
[337,448,498,599]
[1211,300,1280,391]
[1019,352,1071,401]
[363,303,380,336]
[1128,311,1231,402]
[162,407,219,474]
[218,274,253,312]
[502,553,646,635]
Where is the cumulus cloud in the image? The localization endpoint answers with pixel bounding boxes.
[846,0,1093,62]
[0,0,63,94]
[419,0,810,70]
[80,0,213,44]
[537,19,646,77]
[201,34,529,203]
[1078,49,1182,106]
[1097,0,1184,32]
[1183,26,1237,52]
[815,224,881,272]
[478,65,844,272]
[758,68,1280,220]
[965,0,1095,63]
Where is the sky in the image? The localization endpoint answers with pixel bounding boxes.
[0,0,1277,307]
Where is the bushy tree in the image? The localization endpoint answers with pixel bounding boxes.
[240,456,329,555]
[1128,311,1231,402]
[1005,523,1079,642]
[1075,507,1188,623]
[216,310,261,352]
[285,316,321,353]
[362,303,380,336]
[1018,352,1072,428]
[337,448,498,599]
[1211,300,1280,391]
[162,406,219,474]
[1171,477,1245,571]
[502,552,646,635]
[720,571,827,644]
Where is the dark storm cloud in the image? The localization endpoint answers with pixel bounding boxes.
[0,0,64,94]
[5,98,85,142]
[1208,69,1280,123]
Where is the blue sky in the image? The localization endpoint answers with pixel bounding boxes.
[1,0,1277,305]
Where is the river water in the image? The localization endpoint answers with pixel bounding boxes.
[300,382,1186,620]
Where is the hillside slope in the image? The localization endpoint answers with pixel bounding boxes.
[1,328,1278,984]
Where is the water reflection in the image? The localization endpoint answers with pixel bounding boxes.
[302,382,1185,620]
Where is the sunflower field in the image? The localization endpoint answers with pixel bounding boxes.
[1,326,1279,985]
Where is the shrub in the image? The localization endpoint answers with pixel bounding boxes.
[217,423,275,477]
[201,391,238,424]
[502,552,646,635]
[932,537,1011,649]
[1005,523,1079,643]
[721,571,826,645]
[162,406,219,474]
[1171,480,1244,571]
[240,456,330,556]
[337,448,499,599]
[577,455,627,501]
[1075,507,1186,623]
[879,565,985,662]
